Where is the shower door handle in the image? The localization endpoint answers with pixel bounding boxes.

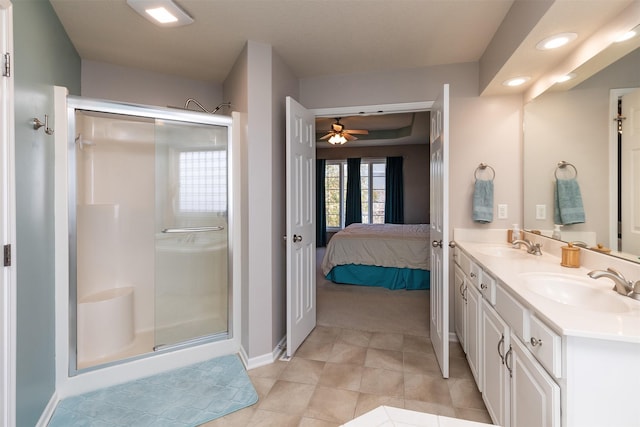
[162,226,224,233]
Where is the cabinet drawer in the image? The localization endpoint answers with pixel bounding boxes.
[469,260,481,288]
[528,315,562,379]
[480,270,496,305]
[455,248,470,274]
[495,284,529,342]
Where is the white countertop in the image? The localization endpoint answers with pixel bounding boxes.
[456,240,640,343]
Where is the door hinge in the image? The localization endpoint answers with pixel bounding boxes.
[3,244,10,267]
[2,53,10,77]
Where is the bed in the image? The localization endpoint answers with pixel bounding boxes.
[321,223,431,290]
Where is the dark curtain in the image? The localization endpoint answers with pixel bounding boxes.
[385,156,404,224]
[345,158,362,226]
[316,159,327,247]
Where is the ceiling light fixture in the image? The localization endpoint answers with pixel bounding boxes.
[328,133,348,145]
[536,32,578,50]
[615,27,638,43]
[502,76,530,87]
[555,73,576,83]
[127,0,194,27]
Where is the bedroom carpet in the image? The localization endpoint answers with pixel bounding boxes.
[48,355,257,427]
[316,248,430,337]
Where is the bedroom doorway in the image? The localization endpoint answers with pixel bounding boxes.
[311,102,435,334]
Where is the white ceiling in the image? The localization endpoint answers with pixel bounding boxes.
[49,0,637,96]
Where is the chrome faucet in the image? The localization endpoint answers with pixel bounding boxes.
[512,239,543,256]
[587,268,640,301]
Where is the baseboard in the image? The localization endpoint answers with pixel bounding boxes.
[448,332,459,343]
[242,335,287,370]
[35,392,59,427]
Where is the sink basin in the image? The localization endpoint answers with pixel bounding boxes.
[475,244,528,258]
[518,272,631,313]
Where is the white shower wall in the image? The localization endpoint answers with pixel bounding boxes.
[75,114,156,344]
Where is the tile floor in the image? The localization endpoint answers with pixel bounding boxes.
[201,327,492,427]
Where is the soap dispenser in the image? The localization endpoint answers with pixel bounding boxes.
[508,224,520,243]
[552,224,562,240]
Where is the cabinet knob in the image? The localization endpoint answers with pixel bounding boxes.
[470,272,476,278]
[480,283,487,290]
[432,240,443,248]
[530,337,543,347]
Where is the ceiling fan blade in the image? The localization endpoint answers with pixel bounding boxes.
[344,129,369,135]
[319,133,333,140]
[344,133,358,141]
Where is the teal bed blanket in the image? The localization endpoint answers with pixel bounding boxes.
[325,264,430,290]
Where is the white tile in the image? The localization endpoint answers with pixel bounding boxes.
[438,414,496,427]
[383,406,439,426]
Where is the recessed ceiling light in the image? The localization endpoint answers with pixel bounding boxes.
[555,73,577,83]
[127,0,194,27]
[536,32,578,50]
[502,77,530,87]
[615,27,638,43]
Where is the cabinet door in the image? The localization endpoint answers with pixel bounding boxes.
[481,301,510,427]
[466,283,482,389]
[454,265,467,352]
[510,334,561,427]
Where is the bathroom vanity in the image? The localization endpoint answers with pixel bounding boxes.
[453,229,640,427]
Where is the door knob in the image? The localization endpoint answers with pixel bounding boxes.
[432,240,442,248]
[293,234,303,243]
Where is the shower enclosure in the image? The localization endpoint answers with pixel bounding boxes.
[67,97,232,372]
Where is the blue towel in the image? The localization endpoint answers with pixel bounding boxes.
[472,179,494,223]
[554,178,585,225]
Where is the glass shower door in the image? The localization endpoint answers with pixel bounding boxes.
[154,119,229,349]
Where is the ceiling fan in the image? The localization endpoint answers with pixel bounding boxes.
[319,118,369,145]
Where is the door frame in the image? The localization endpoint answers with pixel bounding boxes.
[0,0,16,425]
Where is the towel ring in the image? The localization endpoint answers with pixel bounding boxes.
[555,161,578,179]
[474,163,495,181]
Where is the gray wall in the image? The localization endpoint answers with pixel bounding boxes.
[81,59,222,109]
[13,0,80,425]
[317,144,430,224]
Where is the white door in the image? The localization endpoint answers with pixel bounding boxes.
[429,84,450,378]
[285,96,316,357]
[0,1,15,425]
[621,88,640,255]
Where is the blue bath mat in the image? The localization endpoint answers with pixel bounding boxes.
[48,354,258,427]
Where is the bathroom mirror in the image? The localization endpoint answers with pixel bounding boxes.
[524,39,640,264]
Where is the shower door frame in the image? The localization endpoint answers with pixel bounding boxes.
[65,96,235,376]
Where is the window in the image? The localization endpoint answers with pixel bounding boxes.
[178,150,227,212]
[325,159,386,228]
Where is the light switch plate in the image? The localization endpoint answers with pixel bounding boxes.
[536,204,546,220]
[498,204,508,219]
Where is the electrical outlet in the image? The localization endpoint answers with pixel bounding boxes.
[536,204,546,220]
[498,204,508,219]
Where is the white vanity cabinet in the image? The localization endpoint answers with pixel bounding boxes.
[455,238,640,427]
[481,299,510,427]
[509,332,560,427]
[453,248,482,388]
[453,264,467,352]
[481,298,560,427]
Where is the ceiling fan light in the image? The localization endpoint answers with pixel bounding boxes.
[328,134,348,145]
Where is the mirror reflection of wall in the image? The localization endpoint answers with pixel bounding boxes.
[524,47,640,263]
